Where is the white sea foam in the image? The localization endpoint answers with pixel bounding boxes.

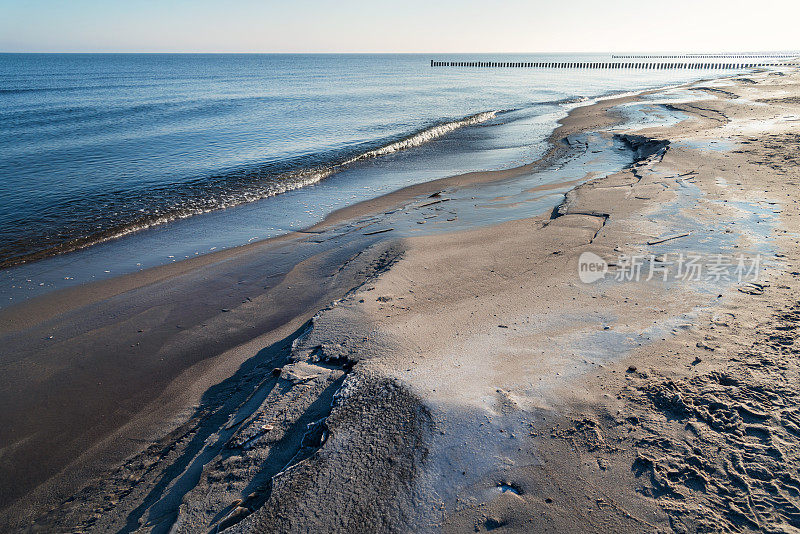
[344,111,499,164]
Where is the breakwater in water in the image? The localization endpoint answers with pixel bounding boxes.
[430,60,798,69]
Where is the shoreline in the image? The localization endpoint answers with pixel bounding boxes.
[0,109,506,271]
[0,84,636,327]
[4,66,799,531]
[0,77,701,313]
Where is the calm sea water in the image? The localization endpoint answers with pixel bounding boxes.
[0,53,745,304]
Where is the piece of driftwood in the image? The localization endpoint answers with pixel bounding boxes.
[363,228,394,236]
[647,232,690,245]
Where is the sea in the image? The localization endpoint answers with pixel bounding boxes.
[0,53,749,305]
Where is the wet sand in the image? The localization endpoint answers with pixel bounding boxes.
[3,67,800,532]
[0,85,635,529]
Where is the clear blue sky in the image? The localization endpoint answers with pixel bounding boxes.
[1,0,798,53]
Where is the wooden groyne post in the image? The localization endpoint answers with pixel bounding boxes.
[429,59,799,69]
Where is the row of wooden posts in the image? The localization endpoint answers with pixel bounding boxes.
[430,60,798,69]
[613,54,798,59]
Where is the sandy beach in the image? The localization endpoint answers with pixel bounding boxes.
[3,66,800,533]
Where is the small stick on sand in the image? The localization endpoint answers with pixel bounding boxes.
[418,198,450,208]
[363,228,394,236]
[647,232,690,245]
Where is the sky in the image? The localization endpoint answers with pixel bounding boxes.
[1,0,798,54]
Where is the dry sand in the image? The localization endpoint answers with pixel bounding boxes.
[3,68,800,533]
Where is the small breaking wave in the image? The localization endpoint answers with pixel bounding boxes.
[559,96,590,105]
[345,111,499,163]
